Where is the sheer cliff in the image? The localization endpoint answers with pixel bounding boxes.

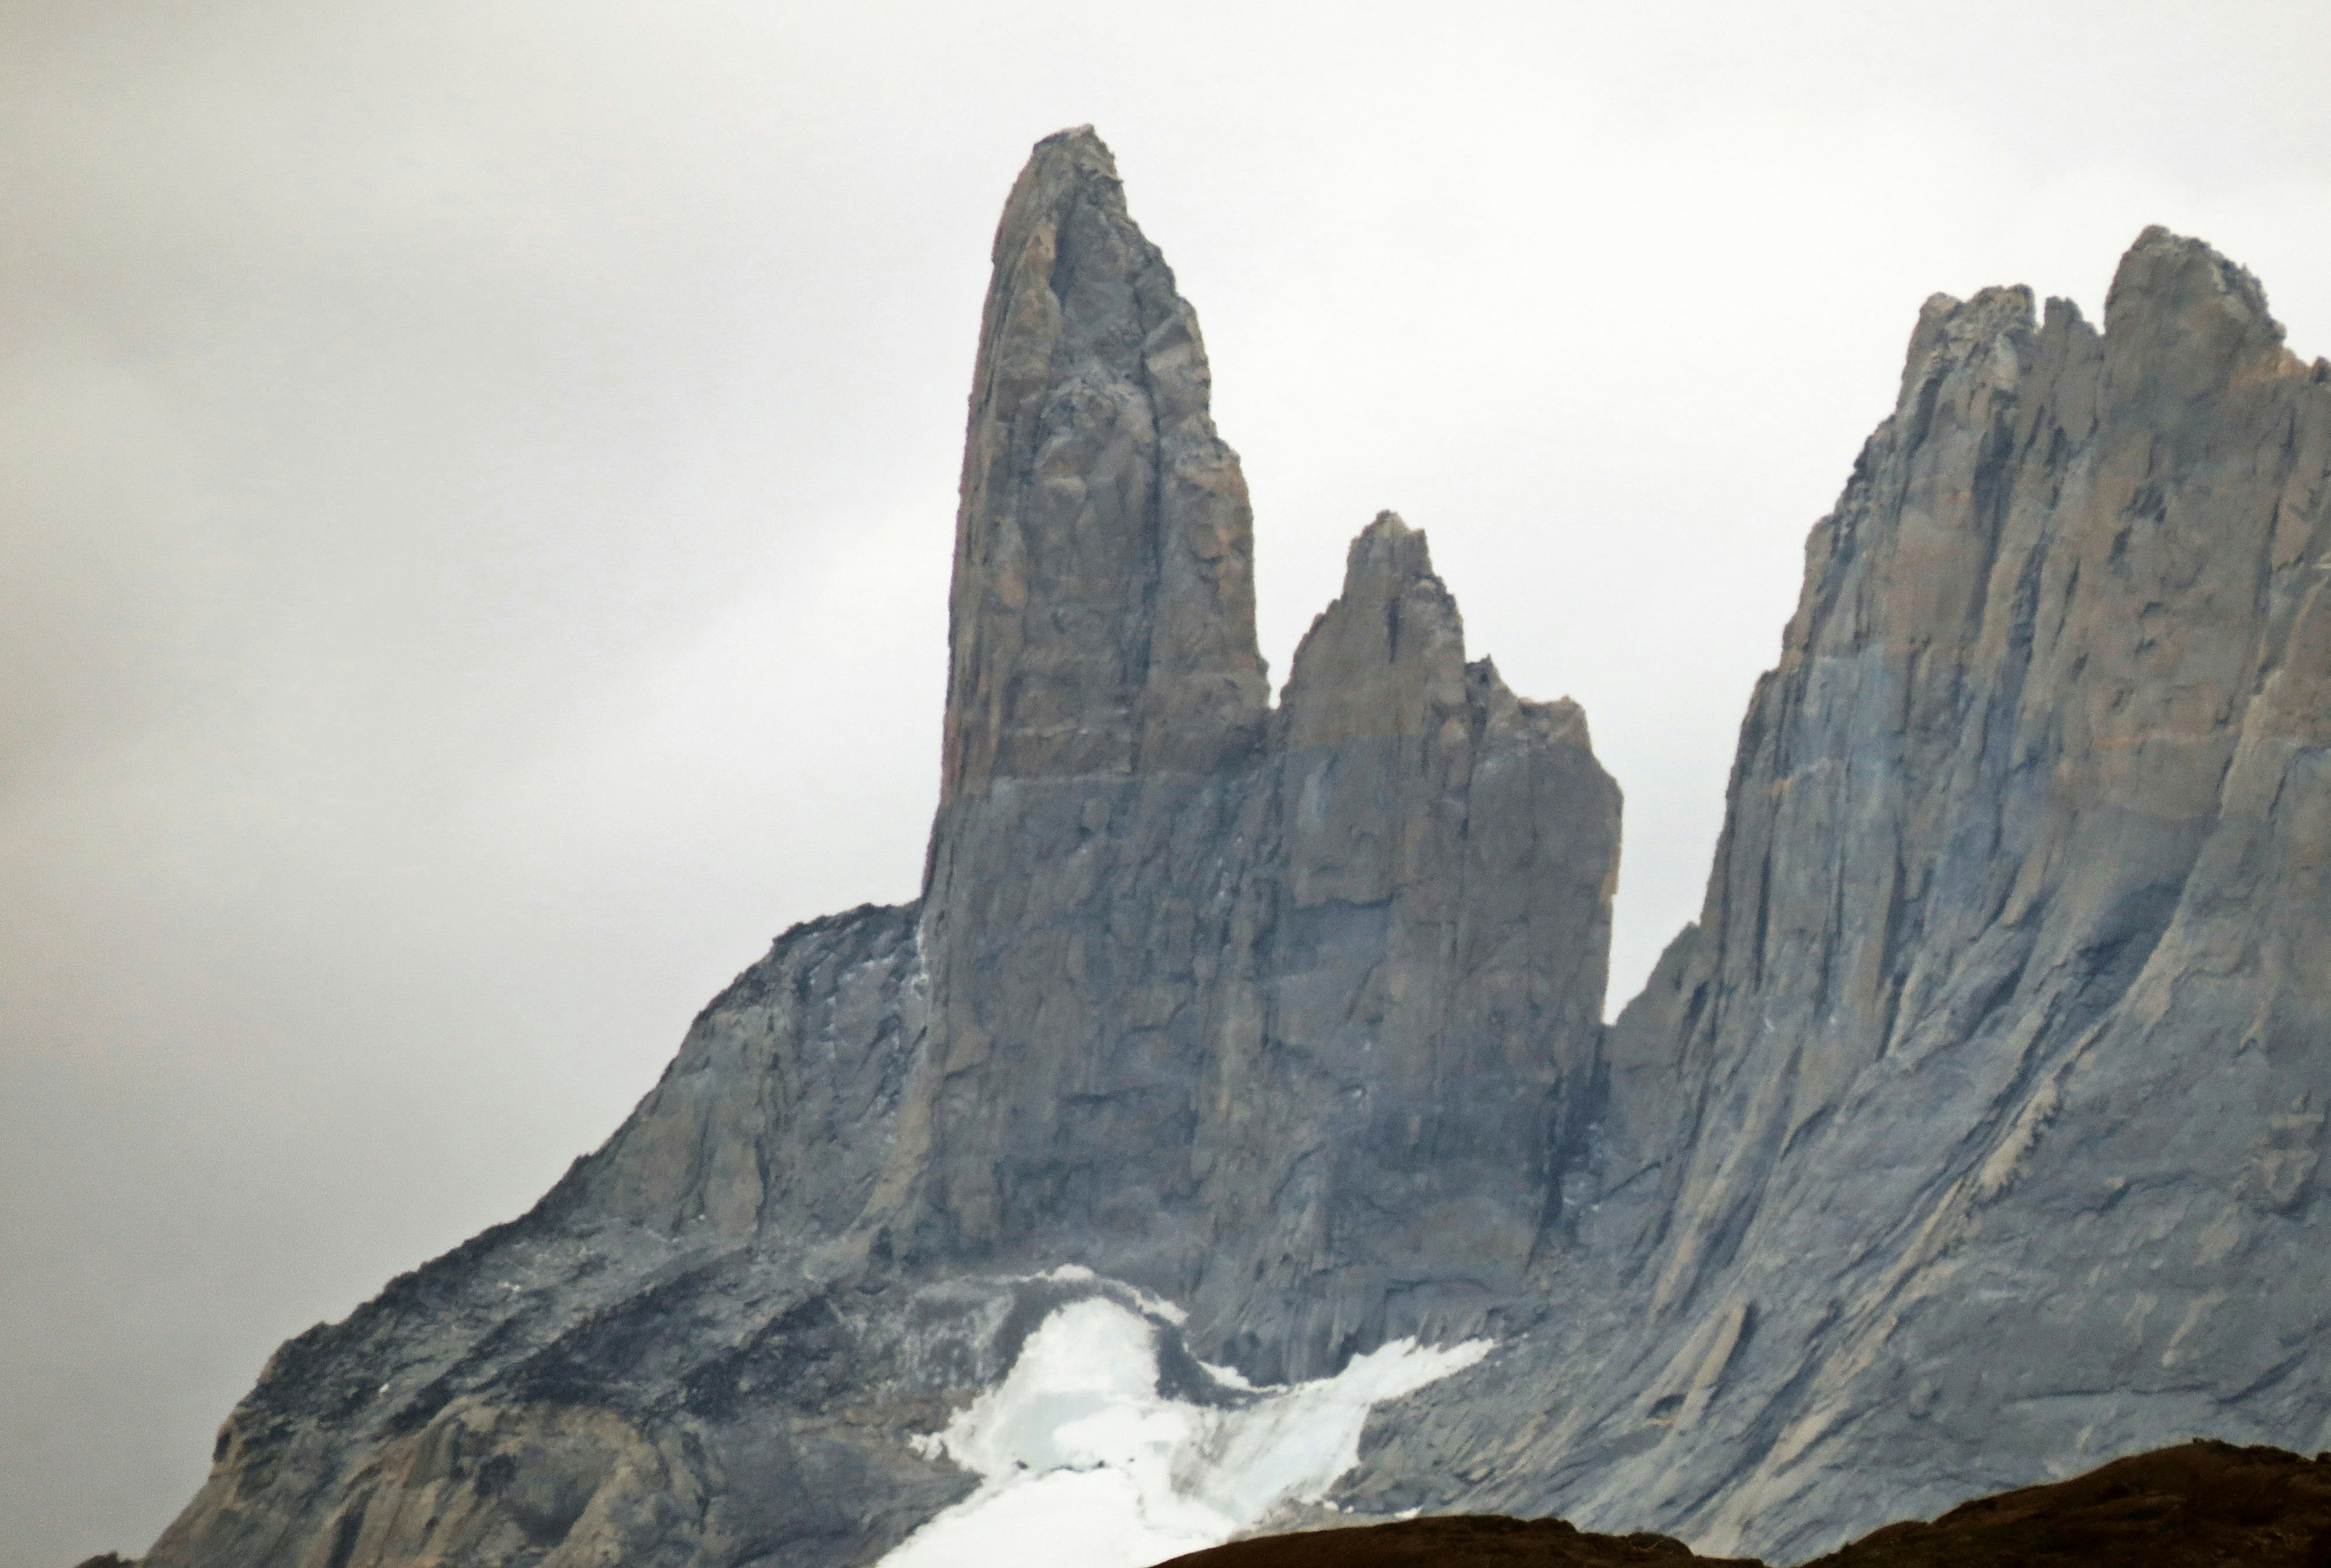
[127,129,2331,1568]
[135,128,1620,1568]
[1391,226,2331,1560]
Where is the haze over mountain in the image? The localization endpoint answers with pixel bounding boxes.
[104,127,2331,1568]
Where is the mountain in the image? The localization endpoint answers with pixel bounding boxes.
[125,127,2331,1567]
[1419,219,2331,1561]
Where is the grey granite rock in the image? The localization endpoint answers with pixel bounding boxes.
[132,127,1621,1568]
[1389,226,2331,1561]
[124,134,2331,1568]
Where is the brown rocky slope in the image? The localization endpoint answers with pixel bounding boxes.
[1159,1442,2331,1567]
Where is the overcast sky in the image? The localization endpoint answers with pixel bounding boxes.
[7,2,2331,1561]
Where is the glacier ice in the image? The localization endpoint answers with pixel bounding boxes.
[879,1294,1488,1568]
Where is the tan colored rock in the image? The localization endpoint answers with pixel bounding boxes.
[1403,228,2331,1560]
[1215,513,1616,1337]
[939,125,1267,802]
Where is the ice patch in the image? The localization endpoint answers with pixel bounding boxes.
[1028,1263,1189,1326]
[878,1296,1489,1568]
[1196,1359,1256,1392]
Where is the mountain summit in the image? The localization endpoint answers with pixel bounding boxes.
[137,129,1620,1568]
[134,132,2331,1568]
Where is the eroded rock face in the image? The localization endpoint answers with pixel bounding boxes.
[937,124,1268,800]
[127,132,2331,1568]
[1385,227,2331,1560]
[1201,518,1616,1373]
[135,127,1621,1568]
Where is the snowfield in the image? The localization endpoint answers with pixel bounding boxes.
[880,1294,1490,1568]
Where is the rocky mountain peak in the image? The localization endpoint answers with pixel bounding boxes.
[2109,224,2281,336]
[2104,225,2301,402]
[1479,219,2331,1560]
[1348,506,1431,573]
[124,141,2331,1568]
[940,126,1267,812]
[1280,511,1466,753]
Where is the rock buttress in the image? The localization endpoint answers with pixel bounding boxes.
[1190,514,1619,1379]
[1425,229,2331,1560]
[937,123,1268,799]
[901,129,1618,1302]
[134,129,1623,1568]
[908,125,1277,1263]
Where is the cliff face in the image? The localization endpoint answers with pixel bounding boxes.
[1410,228,2331,1559]
[132,131,2331,1568]
[137,128,1621,1568]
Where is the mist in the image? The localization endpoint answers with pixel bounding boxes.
[5,2,2330,1560]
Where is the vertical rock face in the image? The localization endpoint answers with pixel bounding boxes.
[134,129,1621,1568]
[903,128,1620,1365]
[939,126,1268,800]
[913,126,1274,1263]
[1198,515,1616,1373]
[125,136,2331,1568]
[1403,227,2331,1561]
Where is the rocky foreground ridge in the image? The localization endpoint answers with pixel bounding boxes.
[1156,1442,2331,1567]
[126,128,2331,1567]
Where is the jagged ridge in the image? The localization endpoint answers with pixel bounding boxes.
[123,133,2331,1568]
[135,128,1620,1568]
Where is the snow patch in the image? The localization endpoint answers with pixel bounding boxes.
[878,1295,1489,1568]
[1196,1359,1257,1392]
[1028,1263,1189,1326]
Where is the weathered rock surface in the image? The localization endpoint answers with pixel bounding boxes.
[1373,226,2331,1560]
[121,130,2331,1568]
[132,127,1621,1568]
